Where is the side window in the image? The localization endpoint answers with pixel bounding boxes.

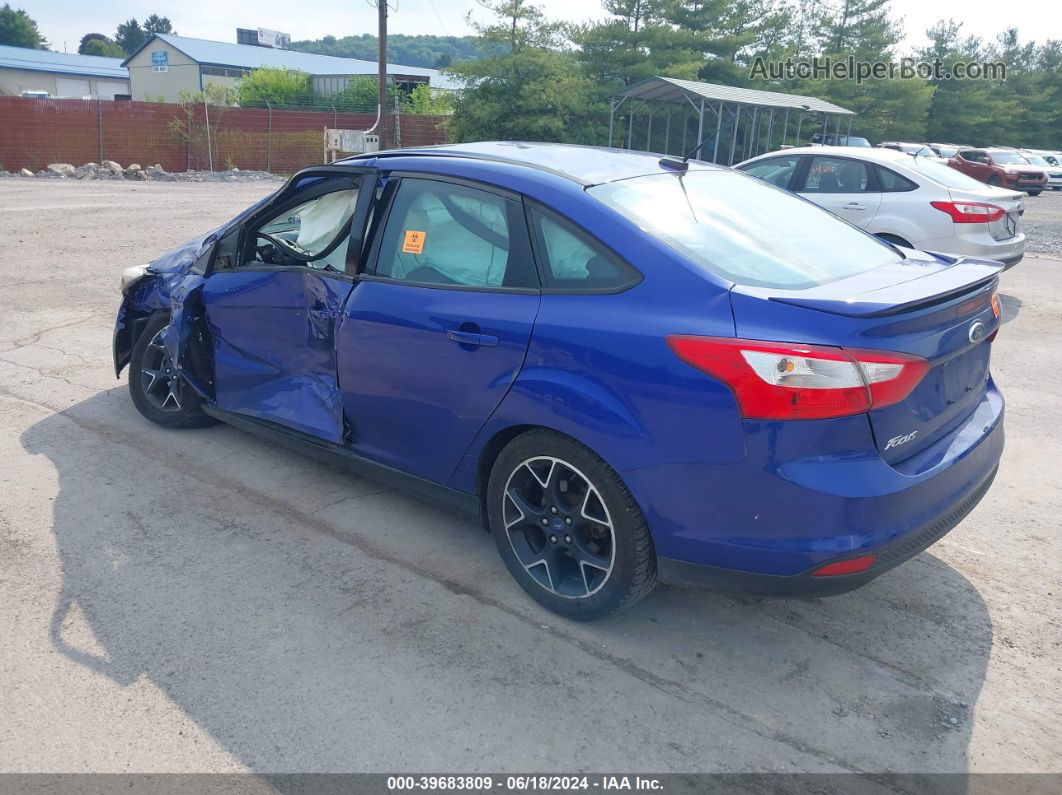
[374,179,536,289]
[802,156,871,193]
[250,186,359,271]
[876,166,918,192]
[961,150,986,163]
[529,209,641,292]
[740,156,799,189]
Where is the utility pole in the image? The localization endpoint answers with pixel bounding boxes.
[378,0,388,148]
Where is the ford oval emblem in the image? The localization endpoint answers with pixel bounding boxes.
[969,320,987,343]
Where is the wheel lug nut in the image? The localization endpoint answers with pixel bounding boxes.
[565,518,572,525]
[550,535,557,544]
[550,506,558,514]
[565,535,572,544]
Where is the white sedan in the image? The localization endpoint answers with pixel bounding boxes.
[735,146,1025,267]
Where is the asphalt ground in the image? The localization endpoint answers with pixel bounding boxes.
[1,179,1059,778]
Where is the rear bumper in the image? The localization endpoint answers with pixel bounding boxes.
[627,382,1004,592]
[916,230,1024,269]
[658,465,997,596]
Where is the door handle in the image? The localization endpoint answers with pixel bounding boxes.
[842,202,866,210]
[447,329,499,348]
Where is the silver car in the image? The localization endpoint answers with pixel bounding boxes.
[735,146,1025,268]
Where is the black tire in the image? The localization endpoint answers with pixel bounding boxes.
[487,430,657,620]
[987,176,1000,187]
[128,314,217,429]
[1027,190,1042,196]
[875,233,912,249]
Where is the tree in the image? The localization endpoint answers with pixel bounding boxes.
[447,0,606,143]
[0,3,46,49]
[115,19,146,54]
[143,14,174,34]
[78,33,109,54]
[79,33,126,57]
[236,67,315,108]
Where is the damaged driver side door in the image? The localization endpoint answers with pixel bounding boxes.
[196,168,375,443]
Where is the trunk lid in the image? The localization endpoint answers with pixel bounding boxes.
[947,185,1025,242]
[730,253,1002,464]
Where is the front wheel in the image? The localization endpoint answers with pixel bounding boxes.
[128,314,217,429]
[487,430,657,620]
[1027,190,1042,196]
[987,175,1000,187]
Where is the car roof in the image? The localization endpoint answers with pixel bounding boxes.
[740,145,913,165]
[342,141,726,186]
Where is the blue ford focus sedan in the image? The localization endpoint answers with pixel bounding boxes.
[113,142,1004,619]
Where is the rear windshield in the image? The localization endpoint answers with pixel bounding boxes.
[587,170,900,289]
[910,156,989,189]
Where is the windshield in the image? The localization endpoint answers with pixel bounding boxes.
[848,137,872,147]
[936,145,958,158]
[910,156,991,189]
[587,170,900,290]
[1023,154,1049,166]
[988,150,1028,165]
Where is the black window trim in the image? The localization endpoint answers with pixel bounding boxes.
[210,166,376,281]
[524,200,643,296]
[361,173,541,295]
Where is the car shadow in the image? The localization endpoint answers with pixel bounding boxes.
[23,388,992,779]
[998,293,1022,324]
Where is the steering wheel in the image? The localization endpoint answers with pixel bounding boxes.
[256,232,316,263]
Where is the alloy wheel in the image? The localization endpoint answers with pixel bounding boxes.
[139,328,184,412]
[502,456,616,599]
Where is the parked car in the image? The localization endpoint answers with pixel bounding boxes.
[877,142,937,158]
[929,143,961,159]
[735,145,1025,267]
[809,131,872,147]
[114,143,1005,619]
[1018,151,1062,190]
[948,148,1047,195]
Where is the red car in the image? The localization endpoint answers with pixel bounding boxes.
[949,148,1047,196]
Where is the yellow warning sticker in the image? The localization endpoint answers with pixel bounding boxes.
[402,229,426,254]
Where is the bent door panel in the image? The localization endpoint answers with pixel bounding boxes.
[203,270,353,442]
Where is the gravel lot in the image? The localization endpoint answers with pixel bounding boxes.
[1,179,1059,778]
[1019,188,1062,259]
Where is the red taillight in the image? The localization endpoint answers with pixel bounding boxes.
[930,200,1005,223]
[812,554,877,577]
[666,336,929,421]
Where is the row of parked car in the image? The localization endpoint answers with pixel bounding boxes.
[809,132,1062,196]
[737,144,1027,266]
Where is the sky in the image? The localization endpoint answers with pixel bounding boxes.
[26,0,1061,57]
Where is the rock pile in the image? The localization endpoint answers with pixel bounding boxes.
[0,161,281,183]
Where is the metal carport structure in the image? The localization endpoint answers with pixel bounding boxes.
[608,76,856,166]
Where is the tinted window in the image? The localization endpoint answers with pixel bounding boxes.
[961,150,987,163]
[876,166,918,192]
[529,209,640,291]
[375,179,535,289]
[802,156,870,193]
[587,170,899,290]
[740,156,799,188]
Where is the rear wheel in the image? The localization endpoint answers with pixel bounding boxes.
[487,430,657,620]
[128,314,217,429]
[1027,190,1042,196]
